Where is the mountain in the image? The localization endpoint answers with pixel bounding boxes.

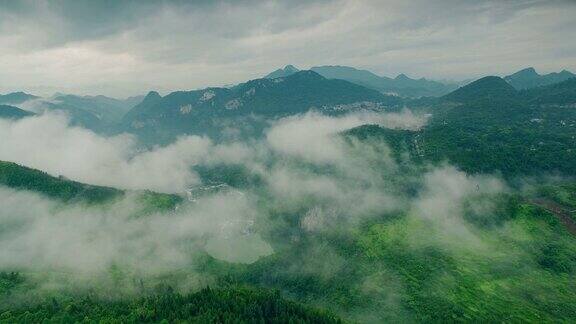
[347,74,576,176]
[0,104,35,120]
[122,71,401,143]
[441,76,518,103]
[309,65,456,97]
[40,101,105,131]
[504,67,575,90]
[235,70,396,114]
[264,64,300,79]
[0,92,38,105]
[14,93,146,133]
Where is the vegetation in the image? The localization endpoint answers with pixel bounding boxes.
[0,161,121,204]
[1,70,576,322]
[0,160,181,210]
[204,192,576,322]
[346,76,576,177]
[0,283,341,323]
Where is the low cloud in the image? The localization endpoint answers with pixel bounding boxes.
[0,109,512,307]
[266,109,426,165]
[0,113,208,193]
[0,186,262,277]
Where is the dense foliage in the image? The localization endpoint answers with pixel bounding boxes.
[0,161,182,210]
[0,283,340,323]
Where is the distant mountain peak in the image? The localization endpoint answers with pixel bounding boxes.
[518,67,538,75]
[505,67,575,89]
[265,65,300,79]
[395,74,410,81]
[283,65,298,72]
[145,91,161,99]
[284,70,325,82]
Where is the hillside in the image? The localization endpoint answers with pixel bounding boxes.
[441,76,518,103]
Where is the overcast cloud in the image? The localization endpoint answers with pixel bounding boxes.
[0,0,574,97]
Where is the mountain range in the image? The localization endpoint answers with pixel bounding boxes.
[266,65,459,97]
[2,65,575,147]
[504,67,575,90]
[2,65,576,323]
[121,70,402,143]
[348,75,576,176]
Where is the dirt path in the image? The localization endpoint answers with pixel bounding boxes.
[530,198,576,236]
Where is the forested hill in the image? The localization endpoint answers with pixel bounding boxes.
[121,70,402,144]
[0,161,181,210]
[0,161,121,203]
[346,76,576,176]
[521,77,576,106]
[441,76,518,103]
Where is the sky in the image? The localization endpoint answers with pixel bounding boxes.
[0,0,575,97]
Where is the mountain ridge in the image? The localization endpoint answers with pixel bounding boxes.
[265,65,458,97]
[504,67,575,89]
[0,91,39,105]
[121,70,401,143]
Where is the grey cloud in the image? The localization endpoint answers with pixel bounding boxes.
[0,0,574,96]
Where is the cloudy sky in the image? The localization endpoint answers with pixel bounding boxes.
[0,0,575,97]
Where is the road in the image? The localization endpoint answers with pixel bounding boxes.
[530,198,576,236]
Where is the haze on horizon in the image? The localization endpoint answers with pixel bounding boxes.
[0,0,575,97]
